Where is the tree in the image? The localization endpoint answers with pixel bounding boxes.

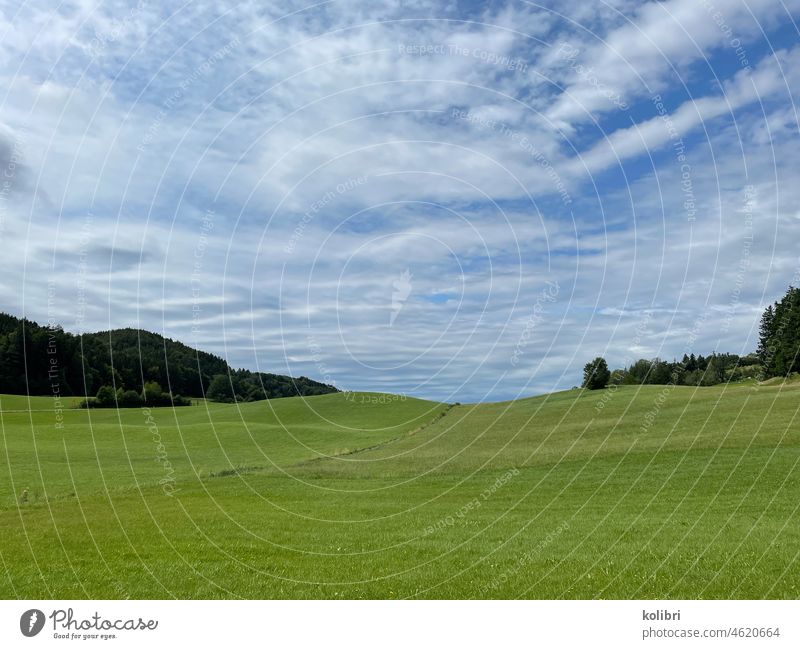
[650,358,673,384]
[118,389,143,407]
[609,368,627,385]
[757,305,774,366]
[582,357,610,390]
[758,287,800,377]
[206,374,236,402]
[142,380,163,403]
[95,385,117,406]
[627,358,654,384]
[683,369,703,386]
[700,356,725,386]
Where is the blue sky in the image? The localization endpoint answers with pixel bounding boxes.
[1,0,799,402]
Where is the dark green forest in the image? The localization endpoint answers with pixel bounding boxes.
[582,285,800,389]
[0,312,337,405]
[757,285,800,376]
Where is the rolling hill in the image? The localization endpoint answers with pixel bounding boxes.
[0,381,797,598]
[0,312,337,401]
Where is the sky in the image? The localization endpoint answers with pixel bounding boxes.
[0,0,799,402]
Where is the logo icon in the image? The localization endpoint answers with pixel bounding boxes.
[390,268,413,326]
[20,609,45,637]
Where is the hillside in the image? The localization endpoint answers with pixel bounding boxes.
[0,312,336,400]
[0,382,797,598]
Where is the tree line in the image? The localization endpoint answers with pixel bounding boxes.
[582,285,800,390]
[0,312,338,406]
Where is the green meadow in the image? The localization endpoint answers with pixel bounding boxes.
[0,383,798,599]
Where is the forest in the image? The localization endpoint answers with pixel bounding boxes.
[0,313,337,405]
[582,285,800,389]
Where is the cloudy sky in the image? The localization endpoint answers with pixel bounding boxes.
[1,0,799,402]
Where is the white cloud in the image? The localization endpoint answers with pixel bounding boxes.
[0,0,798,401]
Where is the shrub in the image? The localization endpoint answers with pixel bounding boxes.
[80,383,191,408]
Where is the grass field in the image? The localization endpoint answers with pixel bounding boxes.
[0,383,798,599]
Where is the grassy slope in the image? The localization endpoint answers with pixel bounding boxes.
[0,384,797,599]
[0,393,445,501]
